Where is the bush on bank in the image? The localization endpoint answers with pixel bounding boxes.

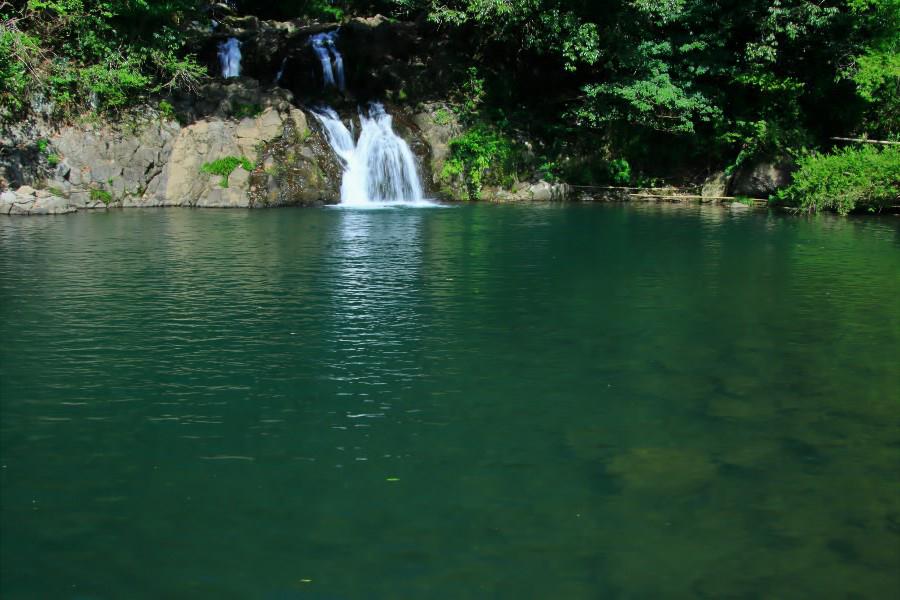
[780,145,900,215]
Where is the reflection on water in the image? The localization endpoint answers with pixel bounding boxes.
[0,205,898,599]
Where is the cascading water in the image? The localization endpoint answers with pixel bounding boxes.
[309,31,345,91]
[313,104,425,205]
[218,37,242,78]
[312,107,356,166]
[304,30,427,205]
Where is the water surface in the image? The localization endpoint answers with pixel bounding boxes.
[1,205,898,598]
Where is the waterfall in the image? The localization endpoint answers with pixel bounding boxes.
[275,57,288,85]
[305,29,428,206]
[312,104,425,205]
[218,37,242,78]
[309,31,345,91]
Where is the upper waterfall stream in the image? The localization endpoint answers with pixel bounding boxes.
[218,37,241,78]
[309,31,345,92]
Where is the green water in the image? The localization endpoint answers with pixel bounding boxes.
[1,205,898,599]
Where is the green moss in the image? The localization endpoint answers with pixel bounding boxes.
[200,156,254,188]
[47,153,60,167]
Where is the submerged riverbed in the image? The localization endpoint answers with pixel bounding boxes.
[1,205,898,598]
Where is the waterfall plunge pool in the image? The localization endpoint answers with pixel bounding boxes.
[1,204,898,598]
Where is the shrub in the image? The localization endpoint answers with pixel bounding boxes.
[779,145,900,215]
[607,158,631,185]
[432,108,454,126]
[158,100,176,120]
[200,156,254,188]
[442,125,519,200]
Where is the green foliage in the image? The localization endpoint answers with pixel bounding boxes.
[0,26,41,119]
[442,124,519,200]
[722,119,810,175]
[1,0,206,120]
[607,158,631,185]
[537,159,560,182]
[395,0,897,180]
[47,154,60,166]
[90,188,113,205]
[200,156,254,188]
[158,100,175,120]
[456,66,485,117]
[236,0,346,20]
[843,0,900,136]
[432,108,454,126]
[779,145,900,215]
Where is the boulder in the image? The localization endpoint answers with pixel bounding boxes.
[701,172,730,199]
[249,115,342,207]
[729,159,795,198]
[528,181,570,202]
[1,191,74,215]
[32,196,75,214]
[0,191,18,215]
[479,181,570,203]
[412,103,461,189]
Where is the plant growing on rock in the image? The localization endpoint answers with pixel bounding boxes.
[90,188,113,205]
[442,125,519,200]
[200,156,254,188]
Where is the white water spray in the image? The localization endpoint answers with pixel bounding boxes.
[313,104,425,205]
[218,37,242,78]
[309,31,345,91]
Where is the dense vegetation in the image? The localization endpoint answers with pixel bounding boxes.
[1,0,205,118]
[779,145,900,214]
[2,0,898,211]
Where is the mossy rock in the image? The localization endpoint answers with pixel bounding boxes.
[607,447,717,493]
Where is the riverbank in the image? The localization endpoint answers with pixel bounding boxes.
[0,188,774,216]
